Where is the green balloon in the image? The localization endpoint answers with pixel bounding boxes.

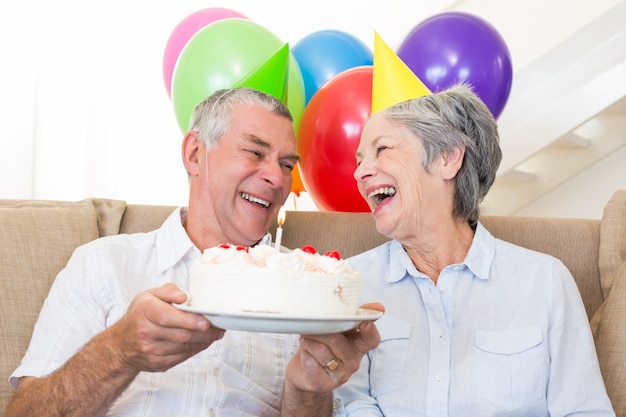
[171,18,304,133]
[287,54,305,133]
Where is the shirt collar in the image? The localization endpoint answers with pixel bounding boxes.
[388,240,414,283]
[259,232,272,246]
[464,221,495,280]
[155,207,198,274]
[155,207,273,274]
[386,221,495,283]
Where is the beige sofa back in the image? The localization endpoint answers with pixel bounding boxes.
[277,211,603,319]
[115,206,607,318]
[1,190,625,415]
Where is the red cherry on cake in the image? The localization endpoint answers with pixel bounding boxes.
[218,243,231,249]
[324,250,341,260]
[301,245,317,254]
[235,245,248,252]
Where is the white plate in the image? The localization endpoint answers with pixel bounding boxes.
[172,304,383,334]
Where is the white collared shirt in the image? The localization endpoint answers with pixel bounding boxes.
[10,208,299,416]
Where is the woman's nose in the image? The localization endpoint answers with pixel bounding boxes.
[354,158,374,182]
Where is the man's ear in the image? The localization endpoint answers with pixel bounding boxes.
[182,131,202,177]
[439,145,465,180]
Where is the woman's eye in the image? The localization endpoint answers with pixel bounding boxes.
[376,146,388,155]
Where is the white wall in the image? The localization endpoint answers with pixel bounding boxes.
[515,145,626,219]
[0,0,621,214]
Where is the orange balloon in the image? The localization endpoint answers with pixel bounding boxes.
[291,163,305,196]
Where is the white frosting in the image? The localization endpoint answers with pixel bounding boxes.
[189,244,361,315]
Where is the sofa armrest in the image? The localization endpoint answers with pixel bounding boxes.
[590,189,626,416]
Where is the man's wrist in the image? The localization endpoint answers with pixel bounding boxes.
[280,381,334,417]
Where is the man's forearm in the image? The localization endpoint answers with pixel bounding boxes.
[281,383,335,417]
[6,327,138,417]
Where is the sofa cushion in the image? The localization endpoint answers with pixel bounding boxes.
[597,189,626,297]
[0,198,126,238]
[0,199,100,410]
[481,215,602,320]
[591,189,626,415]
[591,262,626,415]
[275,211,389,259]
[119,204,177,234]
[91,198,127,237]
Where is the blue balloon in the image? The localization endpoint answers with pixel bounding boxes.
[293,30,373,104]
[397,12,513,119]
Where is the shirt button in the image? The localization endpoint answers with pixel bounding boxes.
[436,329,444,337]
[332,400,338,409]
[452,265,461,271]
[209,409,216,417]
[439,286,448,293]
[213,367,219,376]
[435,372,444,381]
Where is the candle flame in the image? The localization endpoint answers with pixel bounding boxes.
[277,205,286,226]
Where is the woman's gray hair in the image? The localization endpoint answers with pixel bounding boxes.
[188,87,293,149]
[383,83,502,225]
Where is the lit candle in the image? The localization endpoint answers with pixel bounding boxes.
[275,205,286,252]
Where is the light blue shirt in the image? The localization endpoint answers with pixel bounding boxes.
[334,222,614,416]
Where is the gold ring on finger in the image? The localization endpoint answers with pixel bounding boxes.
[325,358,340,371]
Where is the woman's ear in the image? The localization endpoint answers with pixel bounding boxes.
[439,145,465,180]
[182,131,202,177]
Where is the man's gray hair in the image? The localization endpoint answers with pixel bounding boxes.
[188,87,293,149]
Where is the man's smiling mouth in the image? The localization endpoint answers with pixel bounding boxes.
[240,192,270,208]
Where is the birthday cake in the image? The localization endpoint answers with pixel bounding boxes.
[189,243,361,316]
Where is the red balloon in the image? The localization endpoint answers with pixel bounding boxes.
[297,66,372,212]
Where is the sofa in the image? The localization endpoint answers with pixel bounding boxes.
[1,190,625,415]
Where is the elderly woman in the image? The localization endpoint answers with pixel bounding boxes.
[334,84,614,416]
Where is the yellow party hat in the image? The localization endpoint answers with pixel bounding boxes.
[371,31,431,114]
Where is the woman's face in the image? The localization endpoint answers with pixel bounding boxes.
[354,113,450,240]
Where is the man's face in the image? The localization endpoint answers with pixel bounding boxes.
[196,103,298,247]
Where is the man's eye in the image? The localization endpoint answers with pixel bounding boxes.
[281,162,295,172]
[376,146,388,155]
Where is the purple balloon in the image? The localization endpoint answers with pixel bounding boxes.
[397,12,513,119]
